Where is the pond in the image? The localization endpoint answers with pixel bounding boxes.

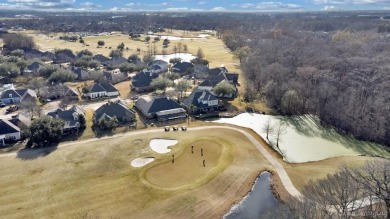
[214,113,389,163]
[224,172,279,219]
[154,53,196,63]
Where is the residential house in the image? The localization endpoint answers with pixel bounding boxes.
[22,48,43,60]
[208,66,228,78]
[104,69,128,84]
[93,100,136,124]
[0,88,37,104]
[129,58,145,67]
[183,89,220,115]
[85,82,119,99]
[93,54,110,64]
[104,56,128,69]
[0,119,21,146]
[23,62,44,75]
[9,113,31,138]
[131,69,158,93]
[172,62,194,75]
[41,84,79,100]
[54,50,76,64]
[67,66,89,81]
[135,96,186,122]
[197,71,239,98]
[148,59,168,74]
[47,106,85,135]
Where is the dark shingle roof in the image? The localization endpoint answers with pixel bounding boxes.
[89,82,118,93]
[172,62,194,74]
[136,97,184,116]
[148,59,168,66]
[47,106,85,129]
[100,82,118,93]
[183,89,218,108]
[93,54,110,63]
[0,89,22,99]
[0,119,20,135]
[198,79,214,87]
[89,83,106,93]
[94,100,135,122]
[131,70,158,88]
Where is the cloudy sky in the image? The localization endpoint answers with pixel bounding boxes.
[0,0,390,11]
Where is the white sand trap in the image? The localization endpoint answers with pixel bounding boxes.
[150,139,178,154]
[131,157,155,167]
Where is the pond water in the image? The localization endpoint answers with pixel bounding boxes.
[224,172,279,219]
[149,139,178,154]
[154,53,196,63]
[214,113,389,163]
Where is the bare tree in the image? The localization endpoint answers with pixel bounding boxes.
[302,168,364,219]
[175,79,191,101]
[59,96,71,110]
[347,160,390,218]
[262,118,274,140]
[21,98,42,118]
[274,120,287,150]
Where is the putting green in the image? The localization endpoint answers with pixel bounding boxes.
[144,139,230,188]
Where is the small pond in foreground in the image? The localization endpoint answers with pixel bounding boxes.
[224,172,278,219]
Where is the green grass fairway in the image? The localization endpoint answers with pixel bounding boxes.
[0,128,271,219]
[145,139,231,188]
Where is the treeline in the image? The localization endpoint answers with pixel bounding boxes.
[263,159,390,218]
[221,17,390,147]
[3,11,389,34]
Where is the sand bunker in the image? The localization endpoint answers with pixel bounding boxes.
[131,157,155,167]
[150,139,178,154]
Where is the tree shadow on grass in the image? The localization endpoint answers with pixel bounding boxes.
[282,115,390,157]
[16,144,58,160]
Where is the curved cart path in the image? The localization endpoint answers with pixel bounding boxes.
[0,126,303,198]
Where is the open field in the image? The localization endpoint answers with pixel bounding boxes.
[24,30,241,75]
[0,128,273,219]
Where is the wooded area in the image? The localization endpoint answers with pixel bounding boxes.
[1,11,389,146]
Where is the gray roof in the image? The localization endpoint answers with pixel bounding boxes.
[89,82,118,93]
[148,59,168,66]
[94,100,135,122]
[0,89,22,99]
[89,83,106,93]
[183,89,219,108]
[0,119,20,135]
[131,70,158,88]
[0,88,36,99]
[135,97,184,116]
[47,106,85,129]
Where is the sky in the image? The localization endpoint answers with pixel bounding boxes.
[0,0,390,12]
